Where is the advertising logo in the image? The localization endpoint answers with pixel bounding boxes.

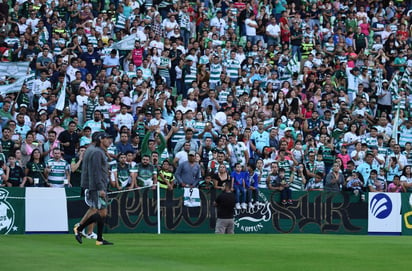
[0,189,16,234]
[370,193,392,219]
[234,192,271,232]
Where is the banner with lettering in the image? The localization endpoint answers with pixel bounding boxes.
[66,189,369,234]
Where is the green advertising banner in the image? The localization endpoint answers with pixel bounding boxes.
[401,193,412,235]
[0,188,25,234]
[67,188,369,234]
[12,188,412,235]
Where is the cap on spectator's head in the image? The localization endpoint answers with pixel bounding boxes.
[188,150,196,156]
[105,93,112,98]
[122,99,131,107]
[284,127,293,132]
[228,133,235,137]
[120,102,131,109]
[382,79,389,84]
[92,131,112,142]
[41,89,48,94]
[264,146,272,153]
[35,122,44,128]
[20,104,27,109]
[352,67,360,72]
[39,109,47,115]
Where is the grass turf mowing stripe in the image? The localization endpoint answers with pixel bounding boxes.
[1,234,410,271]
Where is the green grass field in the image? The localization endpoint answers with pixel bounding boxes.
[1,234,410,271]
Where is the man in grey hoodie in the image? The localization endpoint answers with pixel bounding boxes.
[74,131,113,245]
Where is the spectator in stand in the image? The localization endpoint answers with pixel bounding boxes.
[0,1,411,205]
[175,150,202,188]
[325,163,345,192]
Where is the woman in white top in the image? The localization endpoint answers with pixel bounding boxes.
[343,123,359,154]
[350,142,365,167]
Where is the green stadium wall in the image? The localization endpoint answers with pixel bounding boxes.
[2,187,412,235]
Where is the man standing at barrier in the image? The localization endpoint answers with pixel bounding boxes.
[74,131,113,246]
[214,181,236,234]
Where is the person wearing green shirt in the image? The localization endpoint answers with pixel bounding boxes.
[393,50,407,73]
[140,130,166,159]
[0,101,14,131]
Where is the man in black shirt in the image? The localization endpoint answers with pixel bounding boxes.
[6,154,25,187]
[58,121,80,163]
[214,181,236,234]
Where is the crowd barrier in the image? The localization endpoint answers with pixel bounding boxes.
[1,187,412,235]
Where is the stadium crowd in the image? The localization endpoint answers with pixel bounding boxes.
[1,0,412,208]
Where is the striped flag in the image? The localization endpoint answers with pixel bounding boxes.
[388,72,399,96]
[0,74,33,96]
[392,102,401,144]
[375,68,383,92]
[0,62,33,96]
[286,55,300,74]
[400,67,411,92]
[55,75,67,111]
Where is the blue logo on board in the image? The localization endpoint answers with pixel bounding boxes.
[370,194,392,219]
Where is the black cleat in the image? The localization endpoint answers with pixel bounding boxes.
[73,223,82,244]
[96,240,114,246]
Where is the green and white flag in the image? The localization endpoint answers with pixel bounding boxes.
[0,62,30,78]
[0,62,32,96]
[376,68,384,92]
[400,67,411,92]
[0,75,33,96]
[393,102,401,144]
[286,55,300,74]
[388,72,400,96]
[113,34,137,51]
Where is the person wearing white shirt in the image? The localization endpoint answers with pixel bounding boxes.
[245,13,258,44]
[266,17,280,47]
[175,99,191,114]
[303,54,314,69]
[387,144,408,170]
[31,71,51,108]
[214,107,230,133]
[103,49,120,76]
[148,109,168,136]
[66,58,80,82]
[173,141,191,167]
[149,35,164,54]
[76,88,88,126]
[26,12,40,30]
[210,11,226,37]
[114,104,135,132]
[163,15,179,39]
